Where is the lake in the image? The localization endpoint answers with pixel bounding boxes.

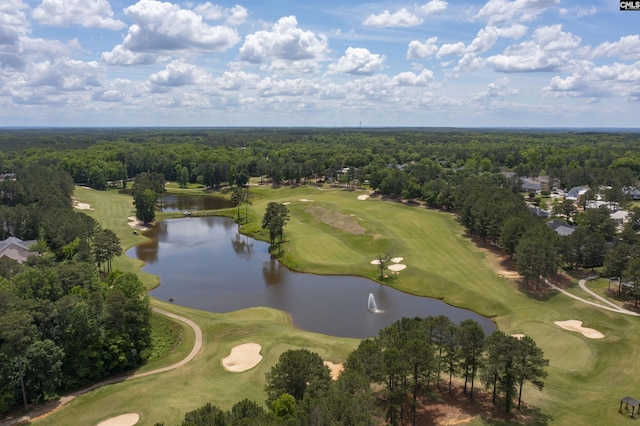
[128,214,496,338]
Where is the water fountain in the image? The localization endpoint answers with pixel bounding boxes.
[368,293,379,313]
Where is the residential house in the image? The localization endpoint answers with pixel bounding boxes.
[546,219,577,236]
[565,185,590,202]
[0,237,38,264]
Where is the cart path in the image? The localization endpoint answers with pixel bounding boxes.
[546,277,640,317]
[2,307,203,426]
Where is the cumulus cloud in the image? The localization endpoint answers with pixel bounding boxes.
[591,35,640,61]
[476,0,559,25]
[418,0,448,15]
[29,58,103,91]
[148,60,210,86]
[363,9,422,28]
[559,6,596,18]
[239,16,329,73]
[328,47,386,75]
[33,0,125,30]
[407,37,439,59]
[194,3,247,25]
[436,24,527,58]
[102,0,239,65]
[486,24,580,72]
[390,69,434,86]
[214,70,259,90]
[0,0,29,46]
[544,61,640,100]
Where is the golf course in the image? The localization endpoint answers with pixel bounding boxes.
[31,183,640,426]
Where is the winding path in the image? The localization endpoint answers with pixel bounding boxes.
[546,277,640,317]
[2,307,203,426]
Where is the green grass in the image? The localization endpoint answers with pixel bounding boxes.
[50,185,640,426]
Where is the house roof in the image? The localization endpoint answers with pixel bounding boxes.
[546,219,577,236]
[0,237,37,264]
[565,185,589,200]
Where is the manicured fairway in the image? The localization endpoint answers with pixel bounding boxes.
[47,185,640,426]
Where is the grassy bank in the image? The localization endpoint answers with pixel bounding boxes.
[52,185,640,426]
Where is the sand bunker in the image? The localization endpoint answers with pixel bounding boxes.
[388,264,407,272]
[357,194,370,200]
[299,198,314,202]
[324,361,344,380]
[96,413,139,426]
[554,320,604,339]
[370,259,381,265]
[511,334,525,340]
[127,216,150,231]
[222,343,263,372]
[282,202,291,205]
[391,257,404,263]
[74,202,93,210]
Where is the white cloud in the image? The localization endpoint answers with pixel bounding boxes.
[329,47,386,75]
[194,3,247,25]
[486,24,580,72]
[437,25,527,58]
[0,0,29,46]
[544,61,640,100]
[407,37,438,59]
[256,77,319,97]
[390,69,434,86]
[559,6,597,18]
[239,16,329,73]
[476,0,559,25]
[33,0,125,30]
[148,60,210,86]
[214,70,259,90]
[24,58,103,93]
[102,0,239,65]
[363,9,423,28]
[591,35,640,61]
[418,0,448,15]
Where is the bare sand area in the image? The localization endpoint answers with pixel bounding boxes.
[390,257,404,263]
[388,264,407,272]
[127,216,150,231]
[511,334,525,340]
[324,361,344,380]
[96,413,139,426]
[554,320,604,339]
[357,194,370,200]
[222,343,263,372]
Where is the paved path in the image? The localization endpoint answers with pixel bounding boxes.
[546,277,640,317]
[2,307,203,426]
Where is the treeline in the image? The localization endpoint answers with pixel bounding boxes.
[0,167,150,415]
[1,130,640,192]
[155,316,546,426]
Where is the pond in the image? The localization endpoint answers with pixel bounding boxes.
[129,215,496,339]
[159,193,233,212]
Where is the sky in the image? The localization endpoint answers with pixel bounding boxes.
[0,0,639,128]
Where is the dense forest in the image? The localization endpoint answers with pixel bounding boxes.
[0,165,151,415]
[1,128,640,421]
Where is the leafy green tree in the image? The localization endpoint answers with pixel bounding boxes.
[23,339,64,403]
[515,336,548,410]
[93,229,122,274]
[261,202,290,249]
[264,349,331,406]
[135,188,156,224]
[181,402,227,426]
[227,399,266,425]
[0,309,37,410]
[177,165,189,188]
[458,319,485,399]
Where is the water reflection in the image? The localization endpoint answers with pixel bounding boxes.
[129,216,495,338]
[160,193,233,212]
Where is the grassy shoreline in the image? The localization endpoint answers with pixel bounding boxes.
[45,184,640,426]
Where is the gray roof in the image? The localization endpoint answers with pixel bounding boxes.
[0,237,38,263]
[546,219,577,236]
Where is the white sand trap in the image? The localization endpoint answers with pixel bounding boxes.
[74,202,93,210]
[357,194,370,200]
[388,264,407,272]
[391,257,404,263]
[96,413,139,426]
[222,343,263,372]
[282,202,291,205]
[127,216,150,231]
[511,334,525,340]
[554,320,604,339]
[324,361,344,380]
[299,198,314,202]
[370,259,381,265]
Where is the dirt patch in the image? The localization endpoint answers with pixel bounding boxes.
[324,361,344,380]
[305,206,365,235]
